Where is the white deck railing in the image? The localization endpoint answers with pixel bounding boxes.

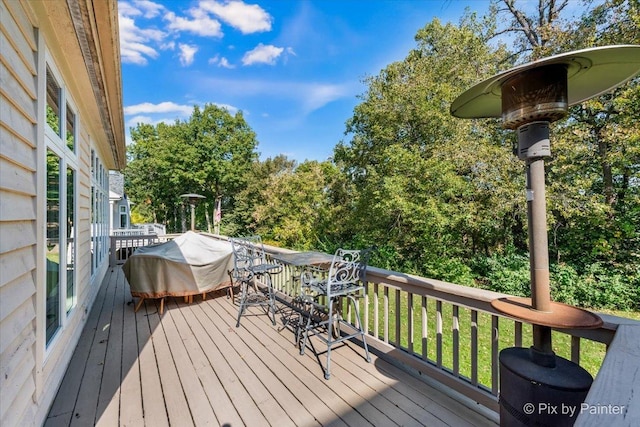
[256,242,626,414]
[113,232,633,415]
[111,223,167,237]
[109,233,178,266]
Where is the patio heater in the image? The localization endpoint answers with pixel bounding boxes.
[450,45,640,426]
[180,193,205,231]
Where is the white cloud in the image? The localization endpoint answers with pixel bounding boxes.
[302,84,349,112]
[160,41,176,50]
[124,101,239,117]
[200,0,272,34]
[118,2,143,18]
[214,103,239,114]
[242,43,284,66]
[133,0,165,18]
[124,101,194,115]
[209,55,236,70]
[209,55,235,68]
[219,57,234,68]
[164,8,223,37]
[178,43,198,66]
[195,76,354,113]
[125,115,154,128]
[118,14,165,65]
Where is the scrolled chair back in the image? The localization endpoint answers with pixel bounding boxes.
[327,248,372,292]
[230,236,259,281]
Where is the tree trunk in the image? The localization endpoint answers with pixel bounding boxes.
[204,202,212,233]
[595,129,616,207]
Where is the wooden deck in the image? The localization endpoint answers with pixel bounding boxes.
[44,267,497,426]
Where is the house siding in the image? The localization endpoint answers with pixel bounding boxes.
[0,0,123,425]
[1,0,39,425]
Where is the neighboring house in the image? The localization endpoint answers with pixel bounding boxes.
[0,1,125,425]
[109,170,132,232]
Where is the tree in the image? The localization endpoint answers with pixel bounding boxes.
[493,0,640,268]
[124,104,258,232]
[237,158,338,250]
[335,15,524,277]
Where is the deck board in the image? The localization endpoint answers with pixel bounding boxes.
[95,268,126,427]
[45,267,498,427]
[144,297,195,427]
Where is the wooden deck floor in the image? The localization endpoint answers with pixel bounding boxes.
[45,267,497,427]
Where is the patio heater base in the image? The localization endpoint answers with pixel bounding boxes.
[499,347,592,427]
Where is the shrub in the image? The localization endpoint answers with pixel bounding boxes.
[551,262,639,310]
[471,253,531,296]
[423,256,475,286]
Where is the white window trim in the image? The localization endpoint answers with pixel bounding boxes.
[40,52,80,356]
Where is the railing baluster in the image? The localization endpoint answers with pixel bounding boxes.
[571,335,580,364]
[395,289,401,347]
[436,300,443,368]
[471,310,478,386]
[515,321,523,347]
[373,283,379,339]
[408,292,414,354]
[384,286,389,344]
[110,233,170,266]
[453,304,459,376]
[421,296,428,361]
[363,282,369,335]
[491,315,499,396]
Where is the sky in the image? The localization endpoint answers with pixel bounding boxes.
[118,0,494,163]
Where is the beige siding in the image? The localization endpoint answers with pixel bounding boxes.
[2,0,123,424]
[0,0,38,425]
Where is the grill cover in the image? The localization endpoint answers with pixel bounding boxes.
[123,231,234,298]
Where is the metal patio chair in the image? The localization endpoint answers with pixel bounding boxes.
[298,247,373,379]
[230,236,282,327]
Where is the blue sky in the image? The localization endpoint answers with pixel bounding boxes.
[118,0,493,162]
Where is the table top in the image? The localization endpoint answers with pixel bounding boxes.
[271,251,335,267]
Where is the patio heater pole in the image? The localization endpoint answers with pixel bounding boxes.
[180,193,205,231]
[451,45,640,426]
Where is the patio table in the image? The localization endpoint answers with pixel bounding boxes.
[271,251,335,268]
[270,251,337,338]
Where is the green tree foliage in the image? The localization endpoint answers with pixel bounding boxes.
[493,0,640,286]
[335,15,524,276]
[233,157,342,251]
[124,104,257,232]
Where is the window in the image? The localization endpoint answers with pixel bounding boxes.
[66,103,75,152]
[66,167,75,313]
[119,205,128,228]
[46,66,61,137]
[46,150,60,344]
[91,149,109,277]
[44,60,78,346]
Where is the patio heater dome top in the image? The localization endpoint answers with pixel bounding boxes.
[450,45,640,125]
[180,193,206,200]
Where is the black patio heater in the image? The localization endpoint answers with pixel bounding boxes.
[451,45,640,426]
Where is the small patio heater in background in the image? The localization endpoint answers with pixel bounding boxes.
[451,45,640,426]
[180,193,205,231]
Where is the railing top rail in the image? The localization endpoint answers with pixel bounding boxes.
[199,233,629,344]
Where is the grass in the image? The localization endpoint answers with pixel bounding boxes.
[360,285,639,389]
